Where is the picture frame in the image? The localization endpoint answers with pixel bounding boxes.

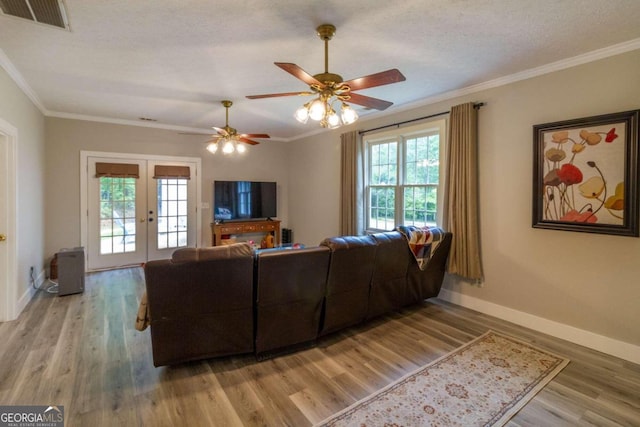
[532,110,639,237]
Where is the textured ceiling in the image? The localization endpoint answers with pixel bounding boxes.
[1,0,640,141]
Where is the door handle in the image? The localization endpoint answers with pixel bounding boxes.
[140,218,146,223]
[0,234,5,242]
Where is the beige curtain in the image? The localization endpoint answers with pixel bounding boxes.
[340,130,364,235]
[443,102,483,281]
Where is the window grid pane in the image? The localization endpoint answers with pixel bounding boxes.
[405,134,439,185]
[369,186,395,230]
[99,177,136,254]
[157,179,188,250]
[370,142,397,185]
[403,185,438,227]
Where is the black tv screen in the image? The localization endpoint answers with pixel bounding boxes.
[214,181,277,221]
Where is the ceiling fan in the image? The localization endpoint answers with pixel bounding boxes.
[182,100,270,154]
[246,24,406,128]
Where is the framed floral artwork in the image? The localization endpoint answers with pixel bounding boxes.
[532,110,639,236]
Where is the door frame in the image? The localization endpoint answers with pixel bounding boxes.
[80,151,202,270]
[0,118,18,322]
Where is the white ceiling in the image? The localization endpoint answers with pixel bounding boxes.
[1,0,640,142]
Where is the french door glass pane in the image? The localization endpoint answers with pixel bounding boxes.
[99,177,136,254]
[157,178,188,250]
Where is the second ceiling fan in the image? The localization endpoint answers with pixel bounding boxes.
[246,24,406,128]
[183,100,270,154]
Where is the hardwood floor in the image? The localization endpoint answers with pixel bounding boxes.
[1,267,638,426]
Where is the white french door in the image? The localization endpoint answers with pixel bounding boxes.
[85,154,199,270]
[87,157,147,269]
[146,160,197,261]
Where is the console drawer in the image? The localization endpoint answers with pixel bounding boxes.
[220,224,244,234]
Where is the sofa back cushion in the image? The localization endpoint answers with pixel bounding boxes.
[171,242,253,263]
[144,242,255,365]
[254,246,330,357]
[368,231,413,318]
[319,235,377,335]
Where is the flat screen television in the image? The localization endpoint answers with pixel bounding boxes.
[214,180,277,221]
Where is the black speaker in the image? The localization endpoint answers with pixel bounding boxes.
[282,228,292,244]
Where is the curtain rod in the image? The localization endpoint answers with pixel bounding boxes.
[358,102,484,135]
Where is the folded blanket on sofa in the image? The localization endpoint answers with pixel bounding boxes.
[396,225,445,270]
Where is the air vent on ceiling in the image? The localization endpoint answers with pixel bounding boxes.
[0,0,69,30]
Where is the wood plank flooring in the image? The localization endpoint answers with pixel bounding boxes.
[1,267,638,426]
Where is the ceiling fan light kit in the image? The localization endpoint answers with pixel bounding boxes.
[183,100,270,155]
[247,24,406,129]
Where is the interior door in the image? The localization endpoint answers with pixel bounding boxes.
[0,124,17,322]
[0,133,9,320]
[87,157,148,270]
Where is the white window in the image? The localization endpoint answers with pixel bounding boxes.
[364,119,446,231]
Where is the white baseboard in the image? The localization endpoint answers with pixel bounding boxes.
[438,288,640,365]
[14,268,47,321]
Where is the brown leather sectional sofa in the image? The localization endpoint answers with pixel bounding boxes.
[143,230,452,366]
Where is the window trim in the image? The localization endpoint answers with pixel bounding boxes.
[363,119,447,232]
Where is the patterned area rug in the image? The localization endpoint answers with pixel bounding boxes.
[315,330,569,427]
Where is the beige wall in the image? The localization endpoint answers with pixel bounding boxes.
[44,118,290,258]
[289,49,640,348]
[0,67,46,312]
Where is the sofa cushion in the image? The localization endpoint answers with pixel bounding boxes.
[144,241,255,366]
[319,235,377,336]
[254,246,330,357]
[368,231,413,318]
[171,242,252,263]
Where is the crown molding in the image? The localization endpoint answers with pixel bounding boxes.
[3,38,640,142]
[0,48,48,114]
[383,37,640,118]
[47,110,289,141]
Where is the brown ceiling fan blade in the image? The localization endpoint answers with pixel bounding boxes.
[246,91,314,99]
[347,93,394,110]
[238,137,260,145]
[275,62,322,86]
[239,133,270,139]
[179,131,214,136]
[212,126,229,136]
[342,69,406,91]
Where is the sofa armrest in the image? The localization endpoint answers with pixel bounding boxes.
[407,231,453,299]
